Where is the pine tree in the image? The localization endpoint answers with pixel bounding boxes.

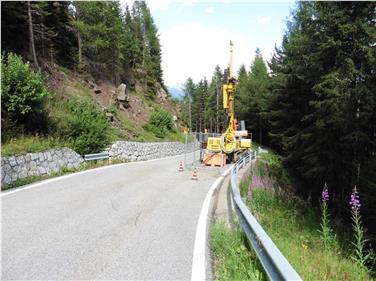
[71,1,123,82]
[209,65,224,133]
[182,78,195,129]
[268,1,376,236]
[236,49,270,144]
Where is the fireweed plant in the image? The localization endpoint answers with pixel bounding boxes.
[349,186,374,269]
[319,183,335,249]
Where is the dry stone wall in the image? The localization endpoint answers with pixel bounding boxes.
[108,141,198,161]
[1,148,84,185]
[1,141,199,186]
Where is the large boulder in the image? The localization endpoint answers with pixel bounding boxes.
[116,83,130,109]
[157,86,168,101]
[116,83,128,102]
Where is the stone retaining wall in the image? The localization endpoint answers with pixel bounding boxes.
[1,148,84,185]
[108,141,198,161]
[1,141,199,186]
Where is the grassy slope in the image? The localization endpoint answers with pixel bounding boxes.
[2,67,183,157]
[210,150,373,281]
[243,151,373,281]
[210,221,265,281]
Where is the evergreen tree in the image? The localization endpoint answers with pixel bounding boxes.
[182,78,195,129]
[236,64,250,128]
[209,65,224,133]
[268,2,376,237]
[236,49,270,144]
[72,1,123,82]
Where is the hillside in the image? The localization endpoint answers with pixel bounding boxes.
[1,1,183,157]
[46,61,180,140]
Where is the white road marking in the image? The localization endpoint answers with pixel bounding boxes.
[0,152,193,198]
[191,164,233,281]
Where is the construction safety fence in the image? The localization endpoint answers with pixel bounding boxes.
[181,132,222,169]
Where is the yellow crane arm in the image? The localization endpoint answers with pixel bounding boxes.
[222,41,236,153]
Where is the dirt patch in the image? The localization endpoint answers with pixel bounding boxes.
[42,61,180,130]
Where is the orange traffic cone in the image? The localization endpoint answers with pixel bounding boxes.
[191,168,198,180]
[178,161,184,172]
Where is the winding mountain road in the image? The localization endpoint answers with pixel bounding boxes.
[2,153,227,280]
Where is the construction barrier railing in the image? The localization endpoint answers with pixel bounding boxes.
[231,150,303,281]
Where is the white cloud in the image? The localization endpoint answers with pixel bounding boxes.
[160,23,261,87]
[183,0,198,5]
[119,0,134,10]
[256,15,272,25]
[147,0,173,12]
[120,0,173,12]
[205,6,215,14]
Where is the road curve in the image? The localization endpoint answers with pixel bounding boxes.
[2,153,226,280]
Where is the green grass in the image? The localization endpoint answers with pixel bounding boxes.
[1,158,127,191]
[243,151,374,281]
[210,221,265,281]
[1,135,69,157]
[249,188,372,280]
[62,81,93,102]
[57,65,71,75]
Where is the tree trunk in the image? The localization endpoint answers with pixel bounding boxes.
[77,30,82,70]
[28,1,39,70]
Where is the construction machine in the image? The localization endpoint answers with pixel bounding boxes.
[204,41,251,165]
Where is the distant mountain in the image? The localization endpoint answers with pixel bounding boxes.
[168,85,184,100]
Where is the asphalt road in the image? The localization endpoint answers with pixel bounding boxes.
[2,153,226,280]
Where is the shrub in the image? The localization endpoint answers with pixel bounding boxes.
[60,100,111,155]
[143,108,173,138]
[1,52,50,139]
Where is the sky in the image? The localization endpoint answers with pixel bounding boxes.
[121,0,296,90]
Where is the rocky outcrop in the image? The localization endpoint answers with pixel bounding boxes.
[116,83,130,109]
[157,86,168,102]
[116,83,128,102]
[1,148,84,185]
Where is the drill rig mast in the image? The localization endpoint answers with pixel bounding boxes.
[205,41,251,163]
[222,40,237,154]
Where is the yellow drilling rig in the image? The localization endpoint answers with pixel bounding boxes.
[204,41,251,164]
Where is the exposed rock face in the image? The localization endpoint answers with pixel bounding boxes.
[116,83,128,102]
[1,148,84,185]
[157,86,168,101]
[106,112,114,122]
[88,80,96,89]
[115,83,130,109]
[94,86,101,94]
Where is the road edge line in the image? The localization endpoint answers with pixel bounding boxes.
[191,164,233,281]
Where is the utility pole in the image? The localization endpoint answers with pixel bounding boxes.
[216,76,219,134]
[188,88,192,130]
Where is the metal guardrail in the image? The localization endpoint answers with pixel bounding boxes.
[231,151,303,281]
[84,152,109,161]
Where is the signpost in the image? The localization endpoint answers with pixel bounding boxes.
[184,128,188,168]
